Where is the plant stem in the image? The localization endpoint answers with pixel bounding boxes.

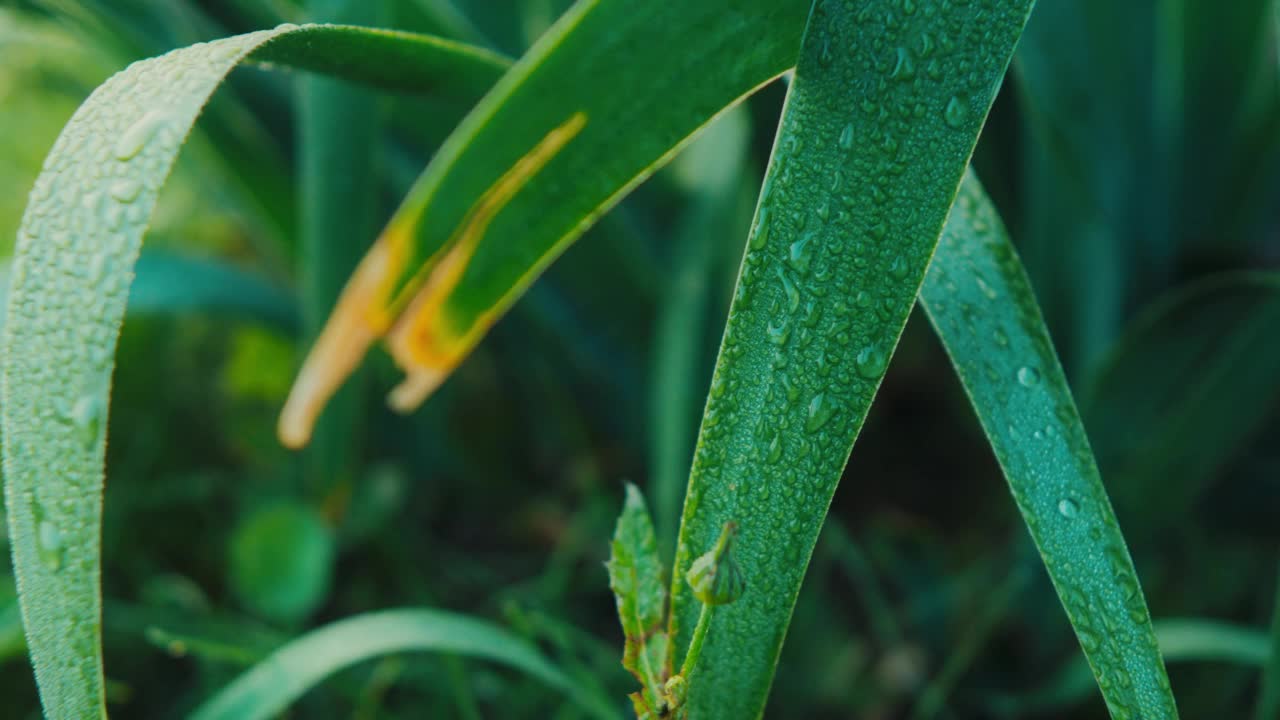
[679,602,714,680]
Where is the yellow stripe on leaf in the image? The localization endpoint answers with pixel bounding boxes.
[278,112,587,448]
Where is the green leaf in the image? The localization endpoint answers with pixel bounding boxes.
[277,0,814,447]
[921,172,1177,718]
[189,608,614,720]
[229,502,335,624]
[1080,271,1280,533]
[669,3,1035,717]
[0,23,509,719]
[606,484,669,715]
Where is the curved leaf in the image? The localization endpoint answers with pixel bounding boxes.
[922,172,1177,718]
[189,608,615,720]
[0,24,506,719]
[277,0,813,446]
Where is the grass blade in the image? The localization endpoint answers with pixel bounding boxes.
[0,24,508,719]
[188,608,613,720]
[920,172,1177,718]
[668,3,1034,717]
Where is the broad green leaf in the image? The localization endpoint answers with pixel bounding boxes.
[1080,271,1280,533]
[669,3,1035,717]
[0,251,299,335]
[0,24,507,719]
[606,484,669,715]
[189,608,616,720]
[276,0,813,447]
[921,173,1177,718]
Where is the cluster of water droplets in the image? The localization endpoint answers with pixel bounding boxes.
[676,0,1046,693]
[922,176,1176,716]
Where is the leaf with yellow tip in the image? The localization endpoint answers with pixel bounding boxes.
[277,0,815,447]
[278,111,587,446]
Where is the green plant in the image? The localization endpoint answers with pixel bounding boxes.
[2,0,1278,718]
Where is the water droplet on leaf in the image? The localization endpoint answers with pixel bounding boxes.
[1017,366,1041,387]
[943,96,968,129]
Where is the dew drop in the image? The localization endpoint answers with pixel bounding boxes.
[114,109,176,161]
[943,96,968,129]
[838,123,854,150]
[1077,628,1100,652]
[765,433,783,464]
[891,47,916,81]
[855,344,888,379]
[1057,498,1079,518]
[109,178,142,203]
[767,320,791,346]
[805,393,838,432]
[750,208,771,250]
[777,269,800,312]
[818,35,833,67]
[888,255,909,280]
[37,518,65,571]
[1017,366,1041,387]
[69,395,103,451]
[789,233,814,274]
[975,275,998,300]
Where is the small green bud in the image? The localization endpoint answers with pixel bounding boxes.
[663,674,688,710]
[685,521,745,605]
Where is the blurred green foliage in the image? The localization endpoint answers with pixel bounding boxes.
[0,0,1277,718]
